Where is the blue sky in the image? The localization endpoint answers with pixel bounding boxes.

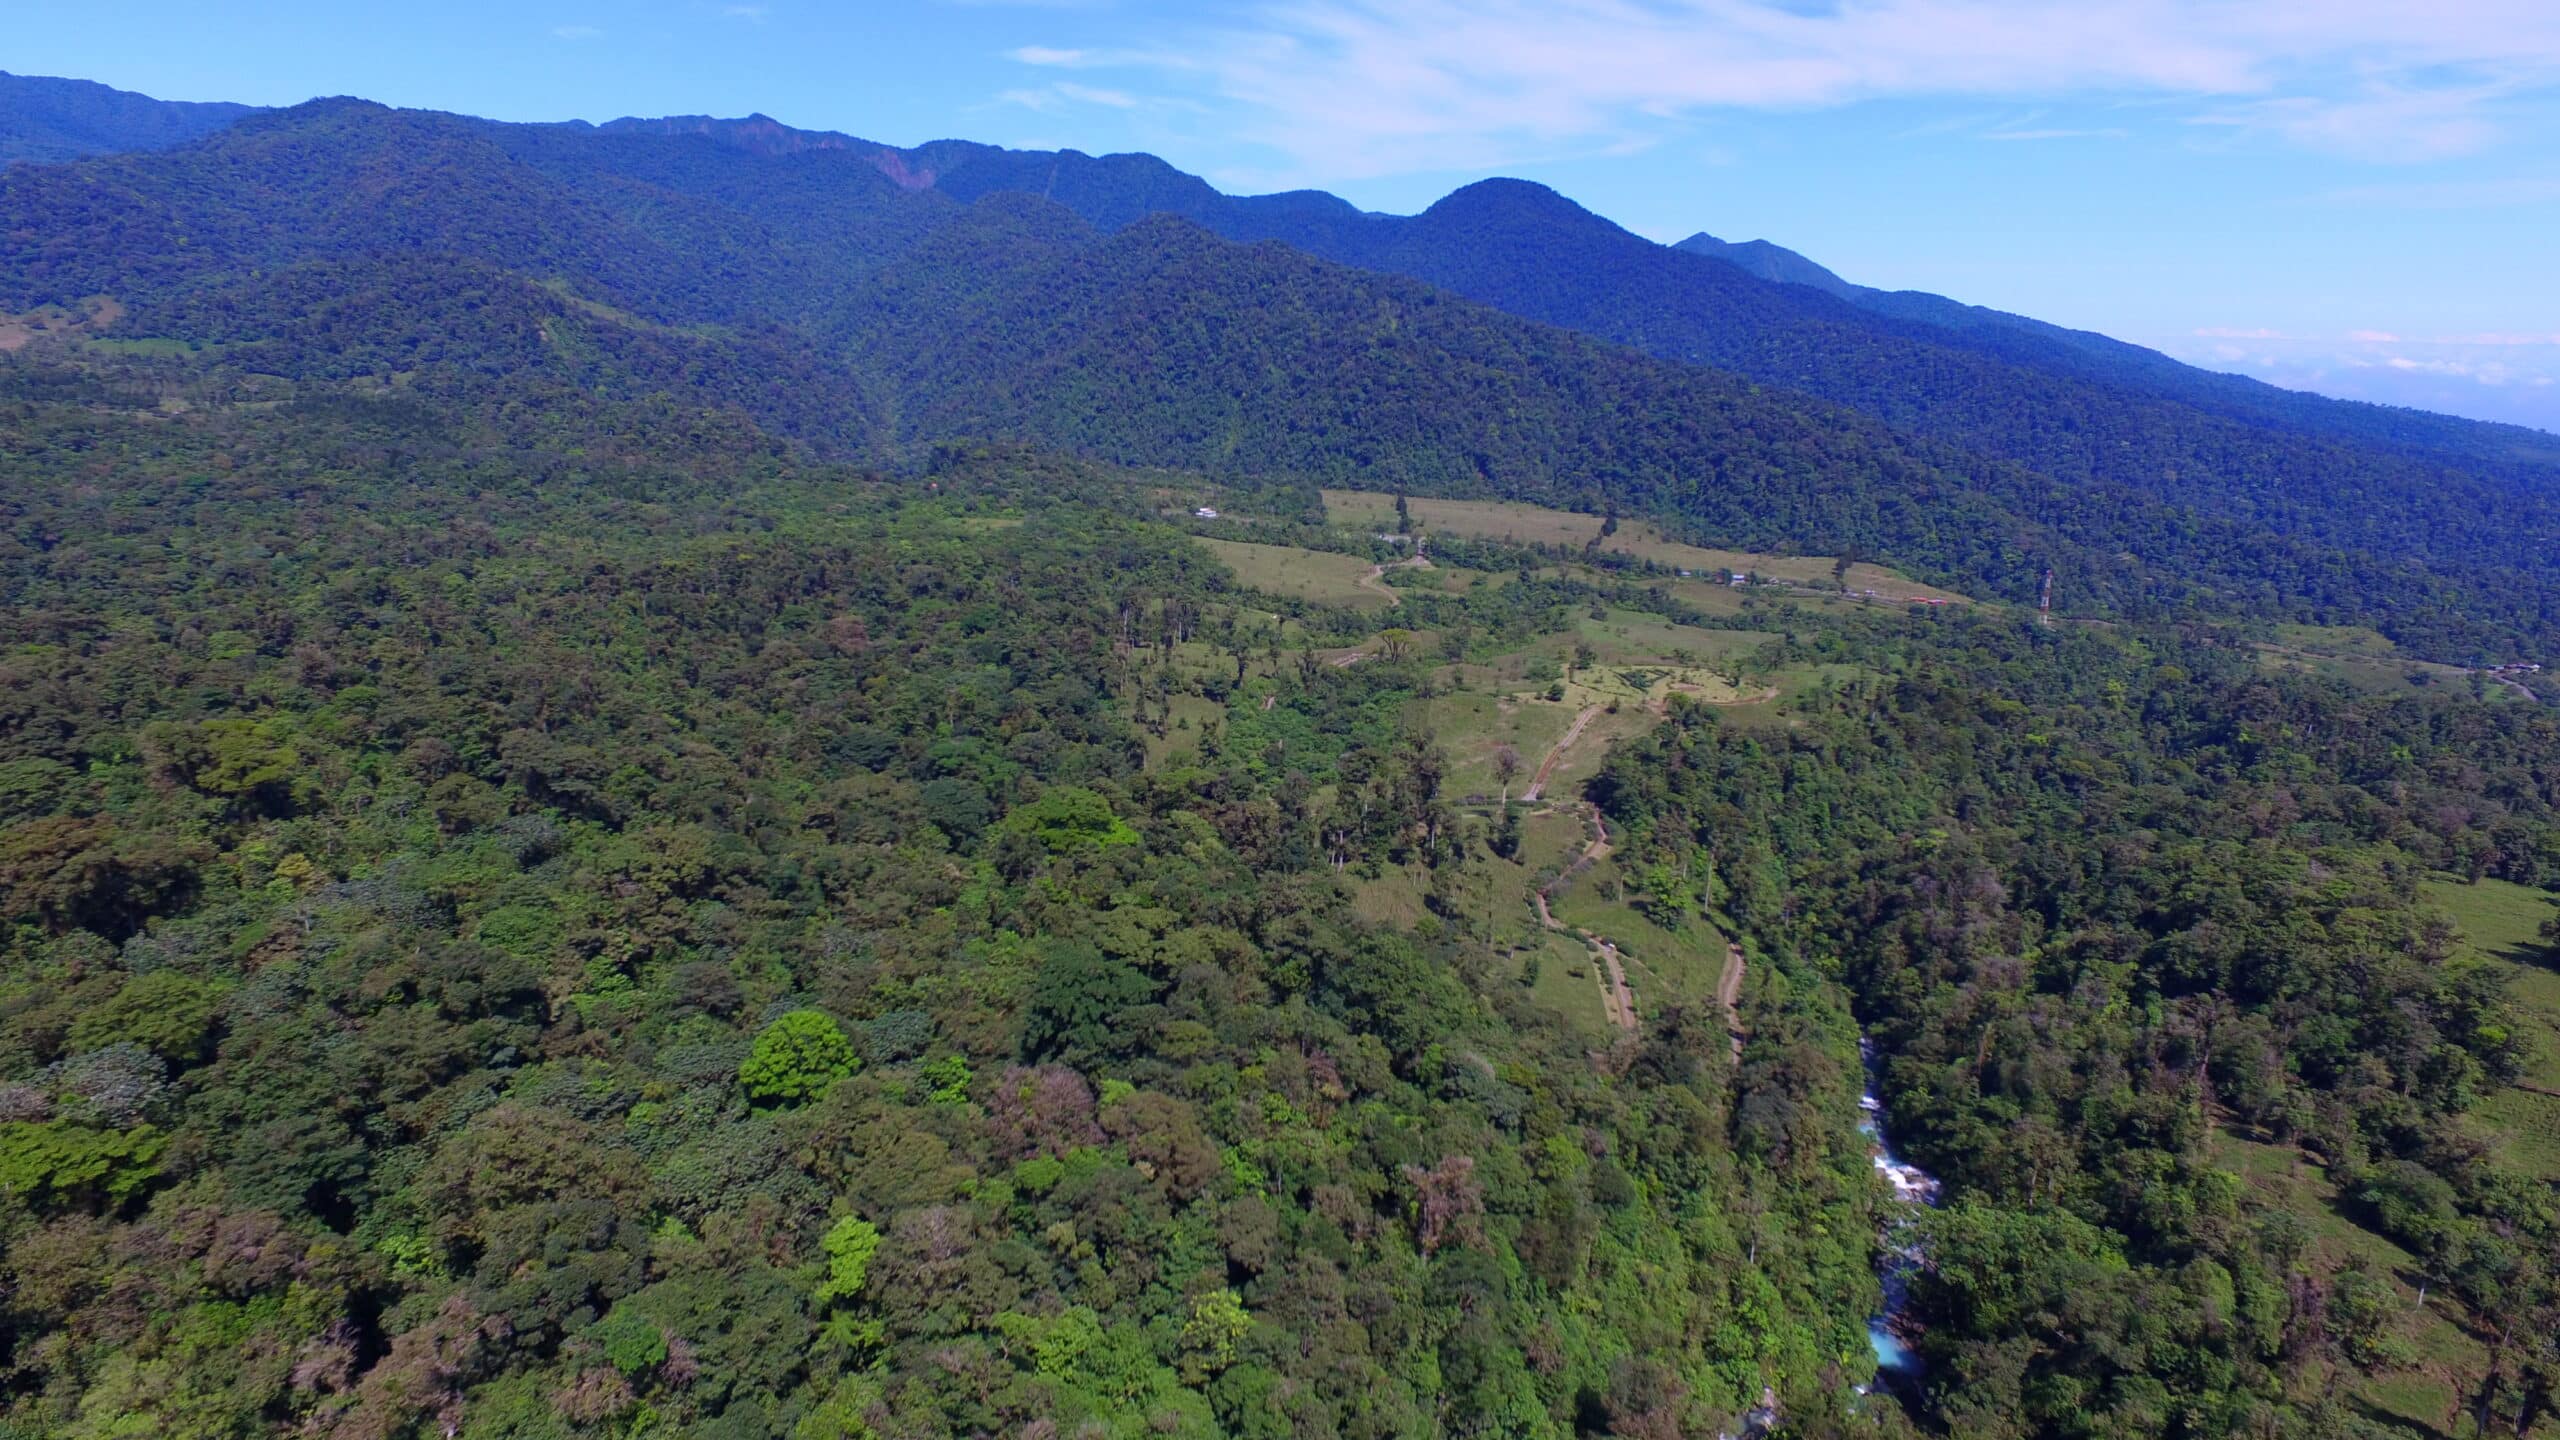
[15,0,2560,430]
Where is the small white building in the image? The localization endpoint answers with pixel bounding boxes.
[1194,506,1220,519]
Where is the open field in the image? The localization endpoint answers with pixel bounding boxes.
[1338,804,1634,1038]
[2256,645,2478,697]
[1322,490,1972,603]
[1546,858,1736,1015]
[1405,693,1579,802]
[1195,537,1393,610]
[1,296,125,352]
[2425,876,2560,1180]
[2275,623,2403,659]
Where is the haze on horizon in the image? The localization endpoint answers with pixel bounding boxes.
[13,0,2558,431]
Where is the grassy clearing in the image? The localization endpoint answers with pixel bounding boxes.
[2275,624,2402,659]
[1195,538,1390,610]
[1547,859,1733,1011]
[1405,693,1577,803]
[1334,817,1619,1036]
[2214,1131,2484,1435]
[2423,876,2560,1179]
[1138,695,1232,770]
[2256,647,2477,698]
[1322,490,1971,603]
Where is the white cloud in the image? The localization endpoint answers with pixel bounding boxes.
[2192,81,2511,162]
[2166,323,2560,417]
[722,4,770,19]
[552,24,604,40]
[1023,0,2560,180]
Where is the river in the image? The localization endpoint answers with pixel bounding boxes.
[1724,1038,1943,1439]
[1858,1038,1941,1389]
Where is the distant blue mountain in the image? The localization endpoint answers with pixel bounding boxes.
[0,71,261,165]
[870,144,2560,475]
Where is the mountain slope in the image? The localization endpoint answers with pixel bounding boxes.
[873,142,2560,478]
[5,96,2557,654]
[1673,229,2560,464]
[0,70,258,165]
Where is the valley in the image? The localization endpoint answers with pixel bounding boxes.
[1,68,2558,1440]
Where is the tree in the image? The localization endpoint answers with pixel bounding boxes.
[740,1011,859,1105]
[1020,942,1158,1061]
[815,1215,882,1305]
[1179,1289,1251,1382]
[0,1121,166,1212]
[68,972,222,1066]
[1492,744,1521,804]
[1000,787,1140,855]
[2326,1262,2411,1374]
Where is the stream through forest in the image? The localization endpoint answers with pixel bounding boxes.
[1858,1038,1942,1390]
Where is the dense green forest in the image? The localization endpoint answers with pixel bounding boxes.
[0,358,1910,1439]
[5,81,2560,1440]
[1592,623,2560,1438]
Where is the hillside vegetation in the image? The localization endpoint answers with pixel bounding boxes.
[1,83,2559,1440]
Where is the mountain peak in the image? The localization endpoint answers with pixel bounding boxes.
[1674,232,1865,300]
[1423,177,1602,227]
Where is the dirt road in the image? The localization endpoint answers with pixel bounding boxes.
[1521,704,1601,802]
[1715,941,1746,1060]
[1531,804,1637,1034]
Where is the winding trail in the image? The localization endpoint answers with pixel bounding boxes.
[1354,563,1402,608]
[1531,804,1638,1034]
[1715,940,1747,1060]
[1520,704,1602,803]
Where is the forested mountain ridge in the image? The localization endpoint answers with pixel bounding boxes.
[1667,229,2555,468]
[0,71,261,166]
[15,71,2555,477]
[881,139,2560,476]
[6,95,2558,657]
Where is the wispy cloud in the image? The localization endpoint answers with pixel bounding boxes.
[1008,0,2560,181]
[1984,127,2128,141]
[2192,80,2513,162]
[552,24,604,41]
[2169,322,2560,416]
[721,4,769,20]
[2322,176,2560,208]
[999,79,1151,113]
